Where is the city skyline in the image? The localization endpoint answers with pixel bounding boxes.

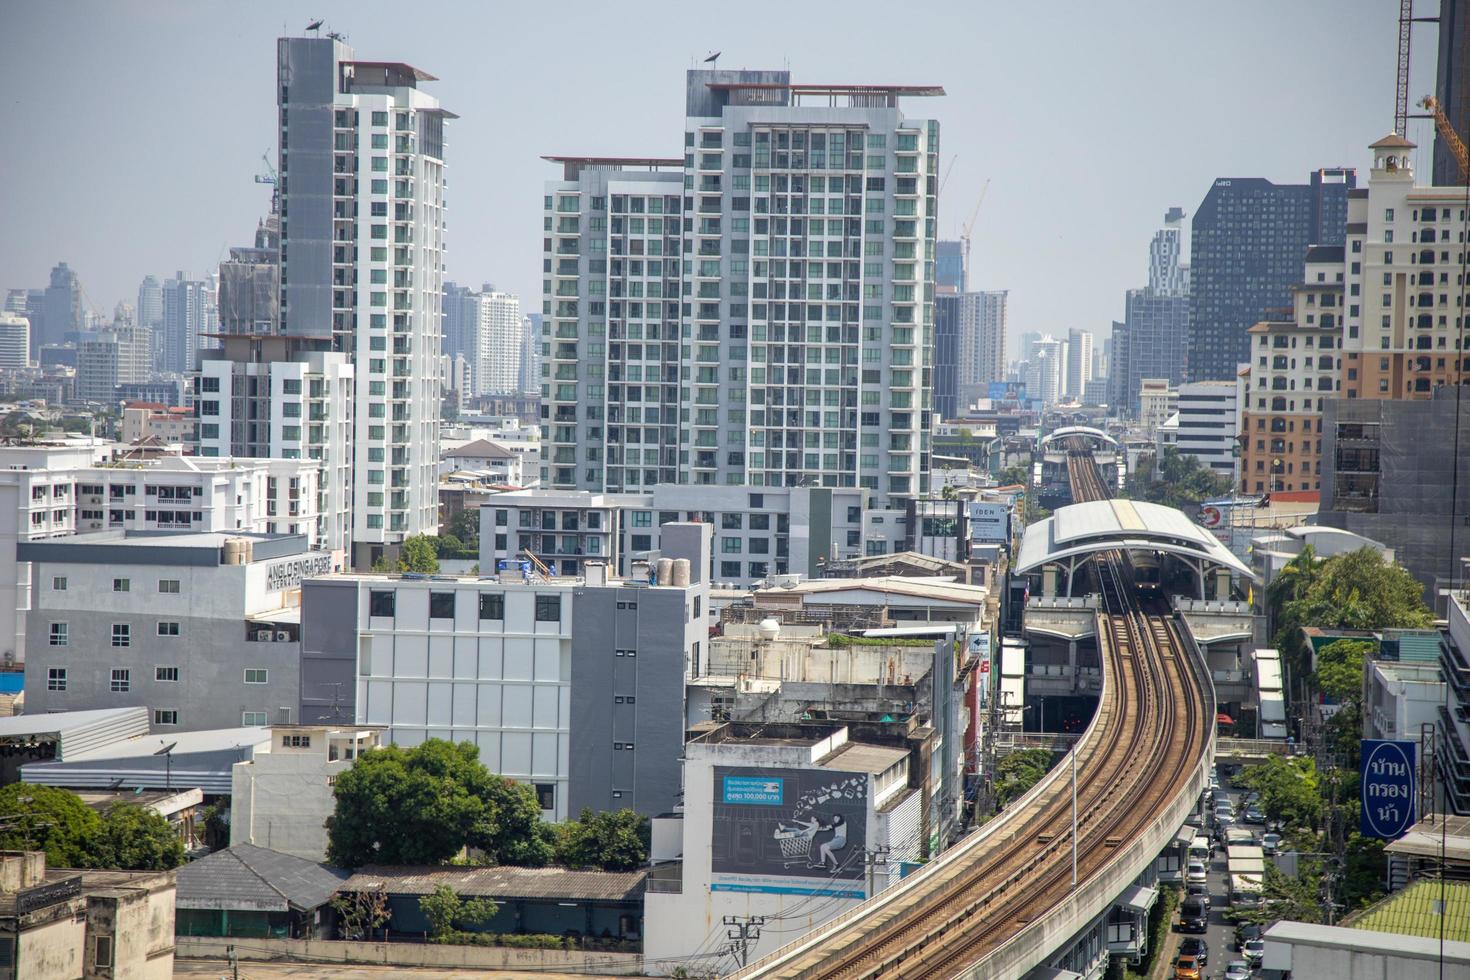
[0,1,1424,356]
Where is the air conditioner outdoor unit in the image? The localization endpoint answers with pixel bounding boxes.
[255,630,271,641]
[275,631,291,642]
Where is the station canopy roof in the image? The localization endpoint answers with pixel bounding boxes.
[1016,499,1255,580]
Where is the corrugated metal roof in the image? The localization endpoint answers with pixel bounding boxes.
[338,864,647,902]
[176,844,348,912]
[817,742,908,774]
[0,707,150,761]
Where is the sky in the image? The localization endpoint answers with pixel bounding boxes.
[0,0,1440,351]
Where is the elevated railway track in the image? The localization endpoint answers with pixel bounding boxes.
[732,448,1212,979]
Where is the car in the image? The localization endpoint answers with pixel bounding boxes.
[1223,960,1251,980]
[1243,805,1266,824]
[1172,955,1202,979]
[1178,897,1208,933]
[1186,861,1208,886]
[1235,923,1262,950]
[1262,832,1282,856]
[1179,936,1209,966]
[1243,938,1266,965]
[1185,880,1211,907]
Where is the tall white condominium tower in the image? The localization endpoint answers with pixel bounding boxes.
[542,71,942,503]
[161,273,211,374]
[955,289,1006,409]
[476,290,522,396]
[276,36,450,567]
[1064,327,1093,400]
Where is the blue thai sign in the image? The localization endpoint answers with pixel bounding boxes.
[1360,739,1417,840]
[722,775,784,806]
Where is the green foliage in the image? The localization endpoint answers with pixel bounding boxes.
[398,535,440,573]
[419,883,498,937]
[1125,447,1232,510]
[1259,860,1325,923]
[1339,832,1387,910]
[331,887,391,941]
[996,463,1029,487]
[1233,756,1323,831]
[994,749,1057,809]
[0,784,100,867]
[826,633,935,648]
[200,801,230,851]
[92,803,185,870]
[446,508,482,546]
[554,808,650,872]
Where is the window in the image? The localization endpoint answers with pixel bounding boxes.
[113,578,130,592]
[479,593,505,620]
[48,623,67,646]
[94,935,113,968]
[110,669,129,693]
[283,734,311,748]
[631,511,652,527]
[52,576,67,591]
[534,783,556,810]
[429,592,455,619]
[47,667,66,691]
[369,589,396,617]
[239,668,268,685]
[155,666,179,682]
[157,621,180,637]
[158,579,180,594]
[243,711,268,726]
[535,595,562,622]
[153,709,178,726]
[111,624,131,647]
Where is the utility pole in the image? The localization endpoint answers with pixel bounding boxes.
[227,943,239,980]
[864,845,891,897]
[723,915,765,970]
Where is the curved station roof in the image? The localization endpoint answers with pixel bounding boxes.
[1016,498,1255,580]
[1039,425,1119,451]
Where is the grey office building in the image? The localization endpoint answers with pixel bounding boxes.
[937,239,964,292]
[1188,169,1355,383]
[301,524,711,818]
[22,531,324,732]
[41,262,82,354]
[542,70,942,506]
[1316,387,1470,597]
[1109,214,1190,415]
[934,293,960,419]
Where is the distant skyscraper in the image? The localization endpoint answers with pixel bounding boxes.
[955,290,1006,410]
[1111,213,1191,416]
[217,216,280,336]
[544,69,941,505]
[1064,327,1093,400]
[477,290,522,397]
[1187,169,1353,382]
[275,35,450,566]
[934,293,959,419]
[0,314,29,370]
[75,326,149,404]
[519,313,543,395]
[442,282,478,364]
[936,240,964,292]
[1027,335,1064,406]
[137,275,163,333]
[161,272,209,374]
[41,262,81,353]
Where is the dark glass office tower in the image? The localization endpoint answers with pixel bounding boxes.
[1186,168,1354,383]
[1436,0,1470,186]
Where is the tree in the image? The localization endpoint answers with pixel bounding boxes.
[0,784,100,867]
[419,883,498,938]
[1234,756,1323,831]
[325,739,550,868]
[996,463,1030,488]
[1125,447,1232,511]
[994,749,1057,809]
[446,509,482,548]
[92,803,185,870]
[397,535,440,573]
[331,887,391,941]
[555,809,650,872]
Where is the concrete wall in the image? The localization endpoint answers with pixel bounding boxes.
[175,936,644,974]
[16,906,86,979]
[299,579,361,725]
[90,878,176,980]
[231,734,362,860]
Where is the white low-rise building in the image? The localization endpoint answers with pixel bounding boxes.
[231,724,383,861]
[1364,660,1444,742]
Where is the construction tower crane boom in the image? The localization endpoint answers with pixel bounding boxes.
[1422,96,1469,182]
[960,178,990,293]
[254,152,278,186]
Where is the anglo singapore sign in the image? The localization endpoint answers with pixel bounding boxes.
[1360,739,1417,840]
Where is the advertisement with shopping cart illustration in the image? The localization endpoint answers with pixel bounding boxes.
[710,766,869,897]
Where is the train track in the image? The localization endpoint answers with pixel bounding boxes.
[733,450,1208,980]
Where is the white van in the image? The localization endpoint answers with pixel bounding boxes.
[1189,835,1212,863]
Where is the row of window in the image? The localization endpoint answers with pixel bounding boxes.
[367,590,561,623]
[49,622,181,646]
[58,577,183,594]
[47,666,266,690]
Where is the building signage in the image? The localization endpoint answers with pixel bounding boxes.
[967,502,1010,544]
[263,553,333,592]
[987,381,1028,403]
[17,874,82,915]
[1360,739,1416,840]
[711,766,868,898]
[971,633,992,706]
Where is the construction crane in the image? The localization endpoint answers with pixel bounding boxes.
[1396,1,1439,137]
[960,178,990,293]
[1422,95,1469,181]
[254,152,277,186]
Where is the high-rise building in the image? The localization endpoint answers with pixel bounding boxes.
[1064,327,1093,400]
[1435,0,1470,187]
[1173,380,1240,481]
[936,239,964,292]
[542,71,941,504]
[519,313,542,395]
[442,284,523,398]
[955,290,1006,410]
[442,282,478,367]
[218,216,281,336]
[1110,214,1191,416]
[275,36,450,567]
[1188,168,1354,383]
[41,262,81,354]
[1028,335,1064,406]
[934,293,959,419]
[161,272,210,374]
[74,326,150,404]
[136,275,163,334]
[0,314,29,370]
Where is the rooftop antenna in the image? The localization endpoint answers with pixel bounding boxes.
[305,18,323,34]
[704,51,721,68]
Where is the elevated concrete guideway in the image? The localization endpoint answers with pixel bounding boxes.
[1017,498,1257,600]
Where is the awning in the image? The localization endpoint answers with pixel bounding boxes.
[1217,713,1235,725]
[1117,884,1158,914]
[1175,824,1199,845]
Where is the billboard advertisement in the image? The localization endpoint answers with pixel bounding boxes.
[970,632,992,706]
[988,381,1028,403]
[968,502,1011,544]
[711,767,868,898]
[1360,739,1417,840]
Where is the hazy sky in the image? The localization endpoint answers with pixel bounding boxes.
[0,1,1438,348]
